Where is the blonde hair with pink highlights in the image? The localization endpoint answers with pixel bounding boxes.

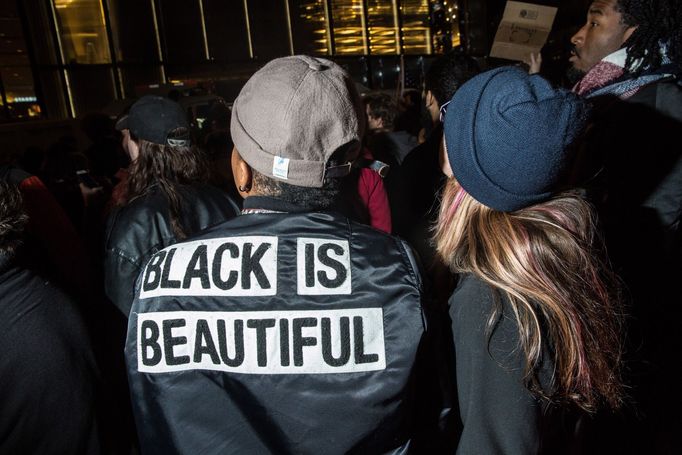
[434,179,625,412]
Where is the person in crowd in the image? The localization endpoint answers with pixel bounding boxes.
[390,51,480,246]
[0,181,103,454]
[397,52,481,307]
[124,55,444,454]
[364,92,418,168]
[568,0,681,239]
[434,67,625,453]
[331,93,392,234]
[1,159,92,300]
[104,95,239,316]
[340,154,392,234]
[333,145,392,234]
[394,88,422,137]
[568,0,682,450]
[361,92,416,234]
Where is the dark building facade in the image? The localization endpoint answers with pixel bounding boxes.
[1,0,587,123]
[1,0,466,122]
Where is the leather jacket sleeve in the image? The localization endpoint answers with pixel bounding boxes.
[104,245,142,316]
[103,185,240,316]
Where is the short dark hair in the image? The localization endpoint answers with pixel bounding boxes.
[363,92,398,130]
[252,147,350,210]
[252,171,343,210]
[425,51,481,106]
[0,181,28,256]
[616,0,681,73]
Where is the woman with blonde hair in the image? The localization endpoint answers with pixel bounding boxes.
[434,67,625,453]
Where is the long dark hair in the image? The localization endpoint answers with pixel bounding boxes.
[126,130,208,240]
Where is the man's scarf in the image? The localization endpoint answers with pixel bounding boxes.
[573,44,676,99]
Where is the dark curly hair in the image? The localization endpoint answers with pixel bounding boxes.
[617,0,682,73]
[252,170,343,210]
[363,92,398,130]
[0,181,28,256]
[425,51,481,106]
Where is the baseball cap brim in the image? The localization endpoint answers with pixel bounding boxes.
[115,114,129,131]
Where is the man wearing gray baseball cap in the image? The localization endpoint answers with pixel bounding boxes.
[124,56,446,454]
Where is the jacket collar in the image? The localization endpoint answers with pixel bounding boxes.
[242,196,320,214]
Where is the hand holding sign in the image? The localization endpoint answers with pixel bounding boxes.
[490,1,557,65]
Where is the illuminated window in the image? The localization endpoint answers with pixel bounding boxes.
[1,66,41,119]
[430,0,460,53]
[367,0,399,54]
[446,0,461,48]
[52,0,111,64]
[291,1,329,55]
[0,3,41,120]
[401,0,430,54]
[290,0,444,56]
[330,0,366,55]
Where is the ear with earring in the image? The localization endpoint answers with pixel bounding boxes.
[232,149,253,195]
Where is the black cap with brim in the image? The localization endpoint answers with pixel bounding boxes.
[117,95,190,146]
[115,114,129,131]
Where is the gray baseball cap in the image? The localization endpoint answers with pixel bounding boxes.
[230,55,365,188]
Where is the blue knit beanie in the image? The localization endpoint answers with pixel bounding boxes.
[442,66,589,212]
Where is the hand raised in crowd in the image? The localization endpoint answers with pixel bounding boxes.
[528,52,542,75]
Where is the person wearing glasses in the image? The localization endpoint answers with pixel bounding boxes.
[435,67,626,453]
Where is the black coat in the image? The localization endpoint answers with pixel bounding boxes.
[580,77,682,454]
[104,184,239,316]
[125,197,447,454]
[448,274,578,454]
[0,254,101,454]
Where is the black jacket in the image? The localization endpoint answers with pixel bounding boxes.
[449,274,578,454]
[587,78,682,237]
[104,184,239,316]
[581,77,682,453]
[0,254,101,454]
[125,196,443,454]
